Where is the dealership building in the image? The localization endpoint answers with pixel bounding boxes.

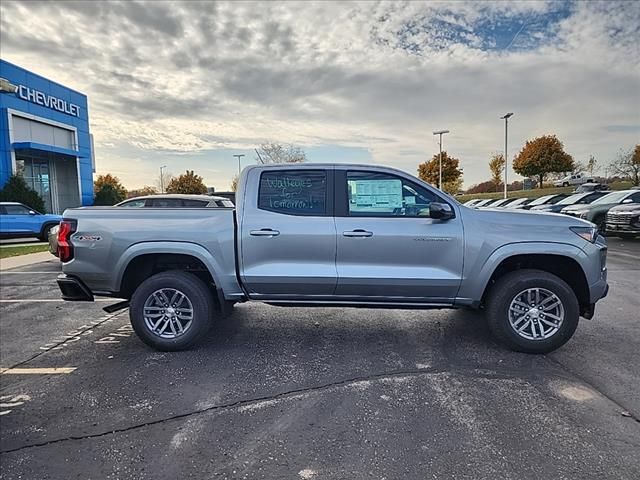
[0,59,94,213]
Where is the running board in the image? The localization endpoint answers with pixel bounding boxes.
[102,300,130,313]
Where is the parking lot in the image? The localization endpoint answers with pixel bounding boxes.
[0,239,638,479]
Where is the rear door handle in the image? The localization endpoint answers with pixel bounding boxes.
[343,229,373,237]
[250,229,280,237]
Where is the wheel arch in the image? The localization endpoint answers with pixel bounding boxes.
[115,242,226,310]
[459,243,591,315]
[39,221,59,238]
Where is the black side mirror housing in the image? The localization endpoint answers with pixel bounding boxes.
[430,202,454,220]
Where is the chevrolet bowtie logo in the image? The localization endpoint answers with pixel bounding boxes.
[0,77,18,93]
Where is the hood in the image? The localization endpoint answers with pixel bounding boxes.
[530,204,560,211]
[466,205,592,227]
[42,213,63,221]
[608,203,640,213]
[562,203,594,213]
[460,206,595,248]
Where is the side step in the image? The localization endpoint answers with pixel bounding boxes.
[103,300,130,314]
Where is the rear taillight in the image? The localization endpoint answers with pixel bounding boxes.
[57,220,77,262]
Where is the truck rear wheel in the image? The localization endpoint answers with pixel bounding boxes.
[485,269,579,354]
[129,271,214,351]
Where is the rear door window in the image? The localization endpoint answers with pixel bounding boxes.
[149,198,183,208]
[258,170,327,216]
[181,199,209,207]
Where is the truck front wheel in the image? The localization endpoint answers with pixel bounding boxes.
[129,271,214,351]
[485,269,579,354]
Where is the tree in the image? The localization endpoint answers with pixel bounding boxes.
[467,180,498,195]
[512,135,574,188]
[255,143,306,164]
[417,151,463,194]
[230,175,239,192]
[611,145,640,186]
[156,171,174,193]
[0,174,46,212]
[488,153,505,191]
[166,170,208,194]
[127,186,157,198]
[587,155,598,176]
[94,174,127,205]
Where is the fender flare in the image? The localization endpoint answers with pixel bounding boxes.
[458,241,589,302]
[114,241,225,304]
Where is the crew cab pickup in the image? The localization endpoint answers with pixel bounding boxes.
[57,164,609,353]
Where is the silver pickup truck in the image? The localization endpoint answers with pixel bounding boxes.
[57,164,608,354]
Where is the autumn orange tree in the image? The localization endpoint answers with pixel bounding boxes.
[94,174,127,205]
[166,170,208,194]
[488,152,505,190]
[512,135,574,188]
[127,185,157,198]
[417,151,463,193]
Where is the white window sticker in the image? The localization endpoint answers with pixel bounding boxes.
[351,179,403,210]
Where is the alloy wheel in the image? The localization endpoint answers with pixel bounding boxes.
[143,288,194,339]
[508,287,564,341]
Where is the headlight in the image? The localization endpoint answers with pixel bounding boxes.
[570,226,598,243]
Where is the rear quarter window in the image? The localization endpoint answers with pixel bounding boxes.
[258,170,327,216]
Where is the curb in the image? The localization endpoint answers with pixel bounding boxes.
[0,252,58,271]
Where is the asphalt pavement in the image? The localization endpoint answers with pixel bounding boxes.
[0,239,638,479]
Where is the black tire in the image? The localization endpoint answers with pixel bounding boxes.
[129,271,215,351]
[485,269,579,354]
[39,223,55,242]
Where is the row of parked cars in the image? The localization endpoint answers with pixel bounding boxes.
[463,187,640,239]
[0,194,235,256]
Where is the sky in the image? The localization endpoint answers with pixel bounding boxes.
[1,0,638,191]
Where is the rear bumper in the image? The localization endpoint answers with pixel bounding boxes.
[57,274,94,302]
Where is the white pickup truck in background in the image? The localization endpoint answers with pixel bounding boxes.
[553,172,595,187]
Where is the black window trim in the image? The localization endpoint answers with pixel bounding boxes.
[257,168,334,217]
[334,169,455,219]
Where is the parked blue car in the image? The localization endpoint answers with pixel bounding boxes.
[0,202,62,241]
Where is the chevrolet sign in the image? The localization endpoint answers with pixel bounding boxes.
[0,77,80,117]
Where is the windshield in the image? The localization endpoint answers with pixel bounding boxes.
[591,191,630,205]
[557,193,588,205]
[508,198,529,206]
[528,195,554,206]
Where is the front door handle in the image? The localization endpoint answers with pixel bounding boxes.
[343,229,373,237]
[250,229,280,237]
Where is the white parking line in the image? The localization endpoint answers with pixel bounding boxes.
[0,271,61,274]
[0,299,114,303]
[0,367,77,375]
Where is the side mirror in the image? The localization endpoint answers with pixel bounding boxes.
[622,198,633,204]
[430,202,454,220]
[28,210,36,215]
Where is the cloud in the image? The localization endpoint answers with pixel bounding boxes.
[1,0,638,190]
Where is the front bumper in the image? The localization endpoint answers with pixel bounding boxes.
[606,223,640,234]
[57,274,94,301]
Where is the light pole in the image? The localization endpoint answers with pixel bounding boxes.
[500,113,513,199]
[432,130,450,190]
[233,154,245,176]
[160,165,167,193]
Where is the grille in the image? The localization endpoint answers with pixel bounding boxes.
[606,212,632,225]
